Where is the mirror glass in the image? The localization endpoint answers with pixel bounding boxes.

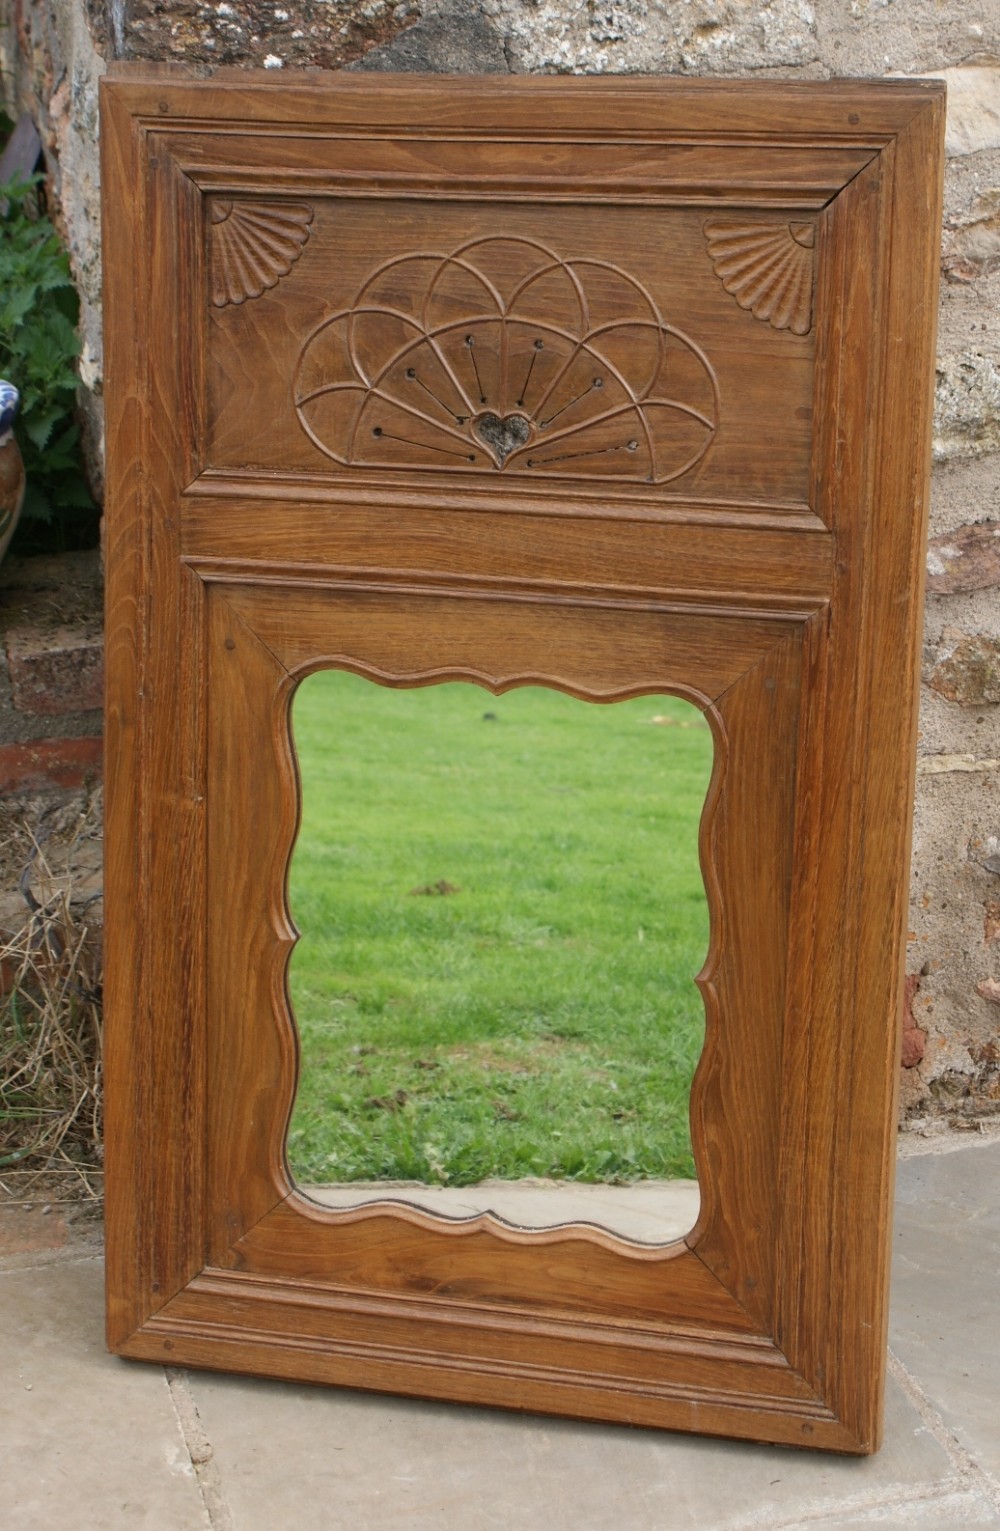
[286,670,712,1244]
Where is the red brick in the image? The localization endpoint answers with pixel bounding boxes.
[901,973,927,1068]
[0,1205,68,1257]
[901,1025,927,1069]
[0,736,102,794]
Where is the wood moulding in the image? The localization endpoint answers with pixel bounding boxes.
[100,68,944,1454]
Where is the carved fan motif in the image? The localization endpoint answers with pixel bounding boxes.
[293,236,720,484]
[703,220,815,336]
[209,200,314,307]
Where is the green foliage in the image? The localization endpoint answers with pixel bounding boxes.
[0,172,96,542]
[287,676,713,1187]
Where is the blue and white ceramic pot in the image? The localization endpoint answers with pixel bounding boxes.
[0,382,26,564]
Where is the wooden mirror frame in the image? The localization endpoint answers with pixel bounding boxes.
[100,68,944,1454]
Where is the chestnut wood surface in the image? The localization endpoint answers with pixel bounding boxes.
[101,67,944,1453]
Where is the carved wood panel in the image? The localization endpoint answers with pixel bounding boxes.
[205,200,813,506]
[101,69,944,1454]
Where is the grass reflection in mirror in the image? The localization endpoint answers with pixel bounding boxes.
[286,673,712,1189]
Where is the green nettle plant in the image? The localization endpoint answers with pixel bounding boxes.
[0,172,96,543]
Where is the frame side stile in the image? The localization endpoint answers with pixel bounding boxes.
[773,150,875,1407]
[831,92,946,1450]
[176,152,213,1279]
[147,142,212,1310]
[775,148,890,1450]
[775,94,945,1451]
[104,91,218,1340]
[100,83,157,1347]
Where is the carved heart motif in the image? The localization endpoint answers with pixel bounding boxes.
[297,236,720,484]
[473,411,531,467]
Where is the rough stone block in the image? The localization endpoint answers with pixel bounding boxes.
[985,900,1000,944]
[355,1,507,72]
[926,631,1000,705]
[119,0,419,69]
[482,0,817,75]
[915,752,1000,775]
[927,65,1000,157]
[943,188,1000,285]
[926,521,1000,592]
[934,352,1000,462]
[4,622,103,716]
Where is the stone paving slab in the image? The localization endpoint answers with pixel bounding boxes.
[182,1363,957,1531]
[0,1258,207,1531]
[3,1137,1000,1529]
[890,1139,1000,1482]
[782,1494,1000,1530]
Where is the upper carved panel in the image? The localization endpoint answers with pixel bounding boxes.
[292,236,720,486]
[204,198,816,510]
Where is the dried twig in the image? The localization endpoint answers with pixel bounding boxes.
[0,798,104,1186]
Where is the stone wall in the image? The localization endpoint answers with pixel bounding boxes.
[1,0,998,1123]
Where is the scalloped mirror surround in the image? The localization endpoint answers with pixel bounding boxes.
[286,671,712,1244]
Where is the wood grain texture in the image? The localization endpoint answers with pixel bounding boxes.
[179,511,835,597]
[101,67,944,1452]
[102,94,209,1345]
[101,84,152,1349]
[172,129,876,207]
[202,577,800,1325]
[688,628,804,1333]
[101,64,942,142]
[201,197,814,507]
[776,99,946,1451]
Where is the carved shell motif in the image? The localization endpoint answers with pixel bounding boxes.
[209,199,314,308]
[703,220,815,336]
[293,235,720,485]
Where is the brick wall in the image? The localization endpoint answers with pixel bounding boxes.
[0,551,103,794]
